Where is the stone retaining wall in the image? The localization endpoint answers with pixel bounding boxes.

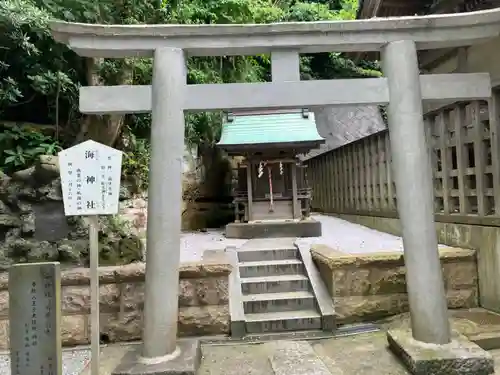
[334,213,500,314]
[311,245,478,325]
[0,260,231,349]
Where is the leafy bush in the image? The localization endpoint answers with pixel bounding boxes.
[0,0,381,189]
[121,133,151,191]
[0,124,62,173]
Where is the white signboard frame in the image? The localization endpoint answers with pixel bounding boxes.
[59,140,123,216]
[58,140,124,375]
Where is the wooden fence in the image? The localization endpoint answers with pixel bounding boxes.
[306,96,500,226]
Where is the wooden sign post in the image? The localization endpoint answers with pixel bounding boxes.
[58,140,123,375]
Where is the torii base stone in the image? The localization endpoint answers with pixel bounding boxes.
[388,330,494,375]
[111,339,200,375]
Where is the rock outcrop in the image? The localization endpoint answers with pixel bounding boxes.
[0,155,143,268]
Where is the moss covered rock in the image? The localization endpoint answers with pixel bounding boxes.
[0,155,143,267]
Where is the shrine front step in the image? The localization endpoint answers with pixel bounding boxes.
[240,274,310,294]
[242,291,316,313]
[239,259,305,278]
[225,219,322,239]
[245,310,322,333]
[232,238,335,335]
[236,244,299,262]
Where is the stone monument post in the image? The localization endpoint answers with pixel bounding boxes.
[9,262,62,375]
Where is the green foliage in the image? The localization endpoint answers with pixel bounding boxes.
[121,133,151,191]
[104,214,134,237]
[0,0,82,125]
[287,2,338,21]
[0,124,62,172]
[0,0,380,184]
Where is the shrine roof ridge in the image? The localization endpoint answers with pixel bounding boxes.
[217,112,324,147]
[50,8,500,57]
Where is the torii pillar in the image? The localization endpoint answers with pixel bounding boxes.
[382,40,451,344]
[142,48,187,359]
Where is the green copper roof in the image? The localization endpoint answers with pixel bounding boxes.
[217,112,324,146]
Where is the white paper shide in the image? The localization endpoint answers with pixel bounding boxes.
[58,140,123,216]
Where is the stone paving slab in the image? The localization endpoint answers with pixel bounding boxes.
[267,341,331,375]
[197,333,410,375]
[313,331,408,375]
[197,343,273,375]
[197,332,500,374]
[79,344,135,375]
[0,348,91,375]
[68,316,500,375]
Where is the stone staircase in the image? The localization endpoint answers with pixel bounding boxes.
[228,238,335,336]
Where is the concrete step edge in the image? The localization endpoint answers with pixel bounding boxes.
[240,274,309,284]
[245,309,321,323]
[237,247,297,252]
[242,291,314,302]
[238,259,303,267]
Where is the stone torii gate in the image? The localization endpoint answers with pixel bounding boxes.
[51,9,500,374]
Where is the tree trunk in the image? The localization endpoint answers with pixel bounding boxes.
[76,58,130,146]
[182,143,234,230]
[197,143,232,200]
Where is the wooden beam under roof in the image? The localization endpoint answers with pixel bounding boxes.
[351,0,483,63]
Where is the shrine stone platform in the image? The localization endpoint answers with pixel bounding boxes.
[225,219,321,239]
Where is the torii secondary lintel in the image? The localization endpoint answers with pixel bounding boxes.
[79,73,492,115]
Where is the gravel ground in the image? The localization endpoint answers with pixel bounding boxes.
[0,348,90,375]
[178,215,455,258]
[297,214,451,254]
[179,230,247,262]
[142,230,247,263]
[152,213,459,261]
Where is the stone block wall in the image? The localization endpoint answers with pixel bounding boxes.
[311,245,478,325]
[334,213,500,313]
[0,260,231,349]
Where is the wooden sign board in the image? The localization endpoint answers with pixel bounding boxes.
[9,262,62,375]
[58,140,123,216]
